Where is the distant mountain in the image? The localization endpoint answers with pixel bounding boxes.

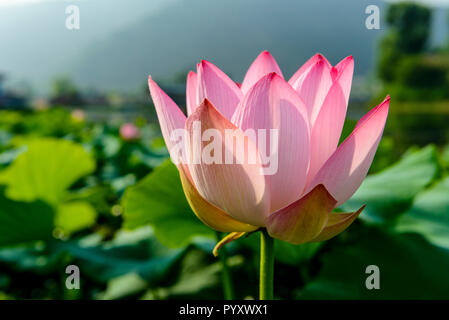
[0,0,176,93]
[1,0,447,94]
[71,0,387,91]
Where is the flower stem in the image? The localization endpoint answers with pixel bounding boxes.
[216,232,235,300]
[259,229,274,300]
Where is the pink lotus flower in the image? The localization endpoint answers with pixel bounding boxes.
[148,51,389,245]
[71,109,86,122]
[120,123,141,141]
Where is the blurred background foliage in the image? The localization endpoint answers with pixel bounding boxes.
[0,0,449,300]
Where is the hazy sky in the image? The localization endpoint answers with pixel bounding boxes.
[0,0,59,7]
[1,0,448,8]
[0,0,446,94]
[1,0,448,7]
[0,0,82,7]
[0,0,44,6]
